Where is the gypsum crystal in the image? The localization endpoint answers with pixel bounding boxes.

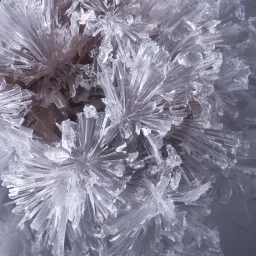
[0,77,33,166]
[67,0,149,62]
[97,36,245,173]
[0,78,33,254]
[68,0,198,63]
[0,77,33,126]
[0,185,41,256]
[104,176,211,256]
[0,0,94,107]
[2,105,129,256]
[98,41,184,139]
[0,0,255,255]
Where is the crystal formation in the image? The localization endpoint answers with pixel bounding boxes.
[0,0,255,255]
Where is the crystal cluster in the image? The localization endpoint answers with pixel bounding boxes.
[0,0,255,255]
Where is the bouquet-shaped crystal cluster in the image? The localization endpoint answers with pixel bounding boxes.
[0,0,255,255]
